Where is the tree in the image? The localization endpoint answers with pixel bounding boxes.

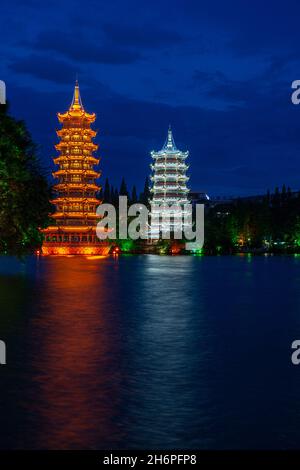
[131,185,138,204]
[282,184,287,202]
[119,177,129,197]
[103,177,110,203]
[111,186,119,207]
[0,103,52,256]
[140,176,151,207]
[273,186,280,207]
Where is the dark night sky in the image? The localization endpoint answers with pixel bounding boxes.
[1,0,300,196]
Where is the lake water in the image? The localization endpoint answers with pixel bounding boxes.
[0,254,300,449]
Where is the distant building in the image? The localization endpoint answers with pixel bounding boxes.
[189,191,210,207]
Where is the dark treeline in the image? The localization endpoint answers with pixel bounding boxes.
[100,176,151,207]
[204,185,300,253]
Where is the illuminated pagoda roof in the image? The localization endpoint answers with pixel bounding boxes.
[163,125,177,151]
[152,126,188,158]
[70,79,83,110]
[58,80,96,123]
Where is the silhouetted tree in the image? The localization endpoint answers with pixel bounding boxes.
[103,177,110,203]
[273,186,280,207]
[140,176,151,207]
[282,184,287,202]
[111,186,119,207]
[119,177,129,197]
[131,185,138,204]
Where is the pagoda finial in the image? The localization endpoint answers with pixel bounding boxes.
[163,125,177,151]
[70,80,83,110]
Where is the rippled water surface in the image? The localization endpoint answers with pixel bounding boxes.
[0,254,300,449]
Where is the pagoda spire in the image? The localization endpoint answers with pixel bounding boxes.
[163,125,177,151]
[70,80,83,110]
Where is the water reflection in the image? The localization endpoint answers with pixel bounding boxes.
[1,255,300,449]
[115,256,215,448]
[17,255,216,449]
[26,257,123,449]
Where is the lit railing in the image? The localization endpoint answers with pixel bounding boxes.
[54,183,99,191]
[151,175,189,181]
[54,157,99,164]
[152,185,189,191]
[52,212,99,218]
[151,151,188,159]
[51,197,100,204]
[55,142,98,150]
[53,169,100,177]
[151,198,190,204]
[151,163,188,169]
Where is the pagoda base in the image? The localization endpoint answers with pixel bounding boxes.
[42,242,111,256]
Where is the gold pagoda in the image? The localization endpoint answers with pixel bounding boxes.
[42,81,110,255]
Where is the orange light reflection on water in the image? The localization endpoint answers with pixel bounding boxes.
[27,256,123,449]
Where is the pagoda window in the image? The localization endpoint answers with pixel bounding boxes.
[71,175,81,182]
